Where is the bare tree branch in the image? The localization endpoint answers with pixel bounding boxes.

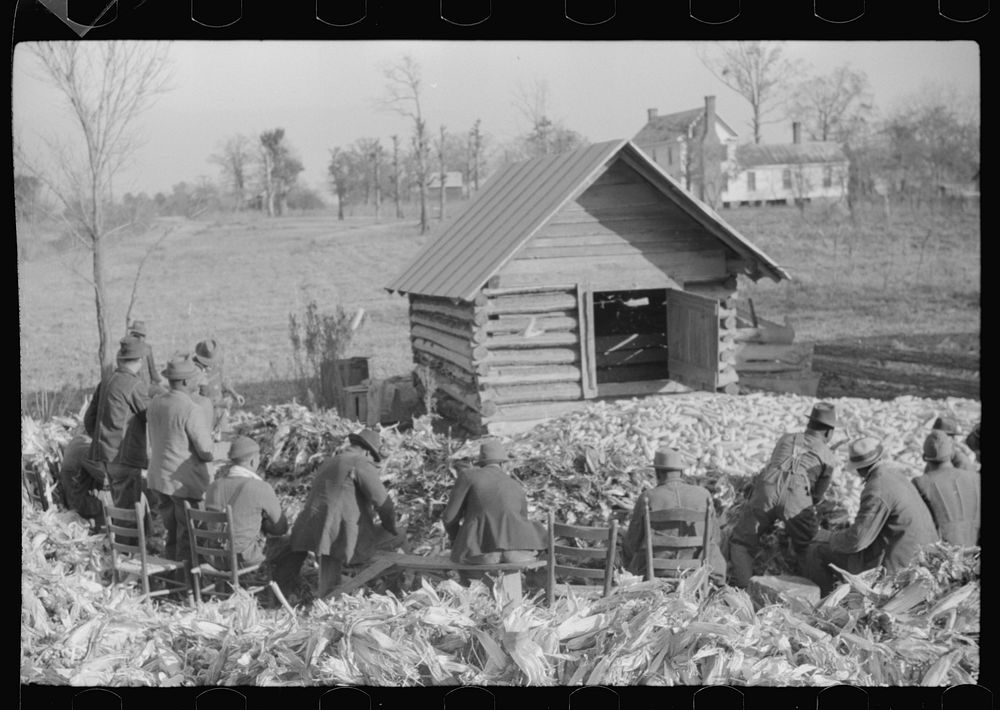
[125,225,175,328]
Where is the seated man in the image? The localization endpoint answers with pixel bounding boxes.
[913,431,980,547]
[442,441,546,581]
[57,430,104,528]
[931,416,977,471]
[622,447,726,581]
[204,436,289,568]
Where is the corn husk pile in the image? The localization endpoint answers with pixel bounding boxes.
[21,500,979,686]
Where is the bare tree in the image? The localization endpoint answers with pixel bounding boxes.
[372,140,383,221]
[260,128,304,216]
[209,134,256,211]
[514,79,553,155]
[327,147,352,220]
[437,125,447,221]
[468,119,484,193]
[788,65,873,142]
[18,41,172,375]
[391,134,404,218]
[381,55,430,233]
[697,41,801,144]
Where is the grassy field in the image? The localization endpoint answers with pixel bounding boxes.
[18,199,979,412]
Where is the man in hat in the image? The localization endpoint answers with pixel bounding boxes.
[622,448,726,581]
[205,436,288,568]
[127,320,166,395]
[726,402,840,588]
[913,431,980,547]
[273,429,398,601]
[803,437,939,595]
[82,336,150,532]
[931,416,977,471]
[146,353,223,561]
[441,440,546,578]
[965,421,981,464]
[192,338,245,434]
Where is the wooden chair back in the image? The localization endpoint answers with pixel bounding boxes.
[546,511,619,606]
[103,499,187,600]
[22,462,49,511]
[641,499,711,581]
[184,502,264,603]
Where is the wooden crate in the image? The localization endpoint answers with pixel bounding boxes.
[340,385,370,422]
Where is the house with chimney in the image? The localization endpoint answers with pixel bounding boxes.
[634,98,850,207]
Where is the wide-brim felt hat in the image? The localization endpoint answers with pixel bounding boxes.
[932,415,960,436]
[807,402,838,429]
[193,338,219,367]
[161,353,200,381]
[129,320,147,336]
[846,436,884,470]
[229,435,260,461]
[923,430,954,463]
[653,447,687,472]
[478,440,512,465]
[117,335,144,361]
[348,429,383,462]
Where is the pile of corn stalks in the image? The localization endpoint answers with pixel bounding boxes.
[21,502,978,686]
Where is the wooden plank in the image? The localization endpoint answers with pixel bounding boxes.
[484,400,594,423]
[583,288,598,397]
[735,361,813,374]
[373,552,546,573]
[732,325,796,344]
[482,284,576,296]
[498,269,682,293]
[667,289,720,392]
[596,346,669,368]
[487,292,578,314]
[413,351,477,386]
[486,331,580,349]
[596,363,667,383]
[412,324,477,357]
[482,347,580,367]
[435,378,488,416]
[485,314,577,335]
[484,381,583,405]
[480,364,582,386]
[518,242,720,260]
[411,300,488,326]
[596,379,692,398]
[329,557,398,596]
[410,313,486,345]
[504,250,725,281]
[412,338,486,376]
[735,343,813,363]
[596,333,667,354]
[530,230,710,250]
[436,393,485,433]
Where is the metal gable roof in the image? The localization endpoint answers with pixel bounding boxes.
[633,107,739,145]
[385,139,789,301]
[737,141,848,168]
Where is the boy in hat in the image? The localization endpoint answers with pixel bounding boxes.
[274,429,398,601]
[146,353,222,561]
[441,440,546,579]
[127,320,166,395]
[913,431,980,546]
[193,338,245,433]
[622,448,726,581]
[931,416,977,471]
[803,436,939,595]
[82,336,151,536]
[727,402,839,588]
[205,436,288,567]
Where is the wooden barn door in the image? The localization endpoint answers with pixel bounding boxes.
[666,289,720,391]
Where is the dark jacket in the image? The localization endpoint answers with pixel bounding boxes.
[289,446,390,563]
[83,366,149,477]
[623,473,726,579]
[116,409,149,470]
[913,464,981,546]
[146,389,216,499]
[58,435,102,518]
[829,462,939,573]
[442,464,546,564]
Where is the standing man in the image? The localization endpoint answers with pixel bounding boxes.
[127,320,166,396]
[146,354,220,561]
[82,336,150,533]
[802,437,939,595]
[727,402,839,588]
[192,338,245,434]
[931,416,977,471]
[274,429,398,601]
[441,441,546,578]
[622,448,726,581]
[913,431,980,546]
[205,436,288,568]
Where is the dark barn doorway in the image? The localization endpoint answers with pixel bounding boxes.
[592,289,669,385]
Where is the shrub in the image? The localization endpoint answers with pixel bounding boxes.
[287,300,354,410]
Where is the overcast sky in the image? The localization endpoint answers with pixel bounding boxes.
[12,40,980,197]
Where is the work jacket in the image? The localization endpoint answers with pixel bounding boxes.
[206,464,288,565]
[83,366,149,469]
[623,473,726,579]
[146,389,216,499]
[289,446,390,564]
[829,461,939,573]
[442,464,546,564]
[913,464,981,547]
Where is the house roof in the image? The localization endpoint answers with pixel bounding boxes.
[736,141,848,168]
[633,107,738,145]
[385,139,789,301]
[428,171,464,189]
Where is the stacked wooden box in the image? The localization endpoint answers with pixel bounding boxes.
[732,308,820,396]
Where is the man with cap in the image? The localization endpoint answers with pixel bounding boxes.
[205,436,289,568]
[192,338,245,434]
[127,320,166,396]
[622,448,726,581]
[931,416,977,471]
[803,436,939,595]
[146,353,224,561]
[441,440,547,581]
[274,429,398,601]
[913,431,980,547]
[82,336,151,533]
[727,402,840,588]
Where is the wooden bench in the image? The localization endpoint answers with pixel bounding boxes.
[332,552,547,604]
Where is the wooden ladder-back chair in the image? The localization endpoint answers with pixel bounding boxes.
[22,461,49,511]
[184,502,267,603]
[642,498,711,581]
[103,499,189,600]
[546,511,619,606]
